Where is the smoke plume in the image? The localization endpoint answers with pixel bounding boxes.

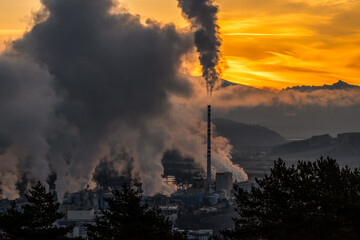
[0,55,58,199]
[178,0,222,93]
[0,0,247,199]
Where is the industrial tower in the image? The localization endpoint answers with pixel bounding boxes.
[207,105,212,192]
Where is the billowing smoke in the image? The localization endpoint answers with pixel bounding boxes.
[178,0,222,93]
[0,0,247,199]
[12,0,193,197]
[0,55,58,199]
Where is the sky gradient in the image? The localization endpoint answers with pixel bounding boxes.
[1,0,360,89]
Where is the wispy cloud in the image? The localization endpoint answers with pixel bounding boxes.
[218,0,360,88]
[224,33,312,36]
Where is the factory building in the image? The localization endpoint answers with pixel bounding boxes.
[182,188,205,205]
[67,208,95,221]
[177,229,213,240]
[215,172,233,197]
[58,207,96,239]
[159,205,179,225]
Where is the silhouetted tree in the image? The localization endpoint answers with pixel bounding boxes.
[222,157,360,240]
[87,184,187,240]
[0,181,75,240]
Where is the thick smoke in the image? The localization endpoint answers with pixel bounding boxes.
[178,0,222,93]
[0,55,58,199]
[0,0,247,199]
[12,0,193,197]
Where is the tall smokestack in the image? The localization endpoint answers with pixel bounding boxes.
[207,105,211,192]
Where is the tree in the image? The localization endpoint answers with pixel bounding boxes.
[87,184,187,240]
[222,157,360,240]
[0,181,74,240]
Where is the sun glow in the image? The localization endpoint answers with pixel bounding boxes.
[2,0,360,89]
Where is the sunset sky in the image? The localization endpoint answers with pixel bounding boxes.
[1,0,360,89]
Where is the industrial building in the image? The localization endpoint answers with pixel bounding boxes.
[215,172,233,197]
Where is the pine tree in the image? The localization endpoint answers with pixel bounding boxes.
[0,181,74,240]
[221,157,360,240]
[87,184,187,240]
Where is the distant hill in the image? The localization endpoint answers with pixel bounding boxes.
[284,80,359,92]
[213,118,288,147]
[270,132,360,168]
[271,134,334,155]
[220,79,239,88]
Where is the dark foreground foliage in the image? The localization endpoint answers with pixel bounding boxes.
[222,157,360,240]
[0,181,75,240]
[87,184,187,240]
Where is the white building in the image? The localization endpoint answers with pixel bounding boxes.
[61,208,95,239]
[178,229,213,240]
[67,208,95,221]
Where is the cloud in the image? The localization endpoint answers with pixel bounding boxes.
[218,0,360,88]
[211,85,360,109]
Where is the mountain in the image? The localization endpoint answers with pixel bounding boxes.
[213,118,288,147]
[270,132,360,168]
[271,134,334,155]
[220,79,239,88]
[284,80,359,92]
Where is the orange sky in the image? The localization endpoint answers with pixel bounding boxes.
[1,0,360,89]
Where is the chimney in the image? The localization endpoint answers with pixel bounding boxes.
[207,105,211,192]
